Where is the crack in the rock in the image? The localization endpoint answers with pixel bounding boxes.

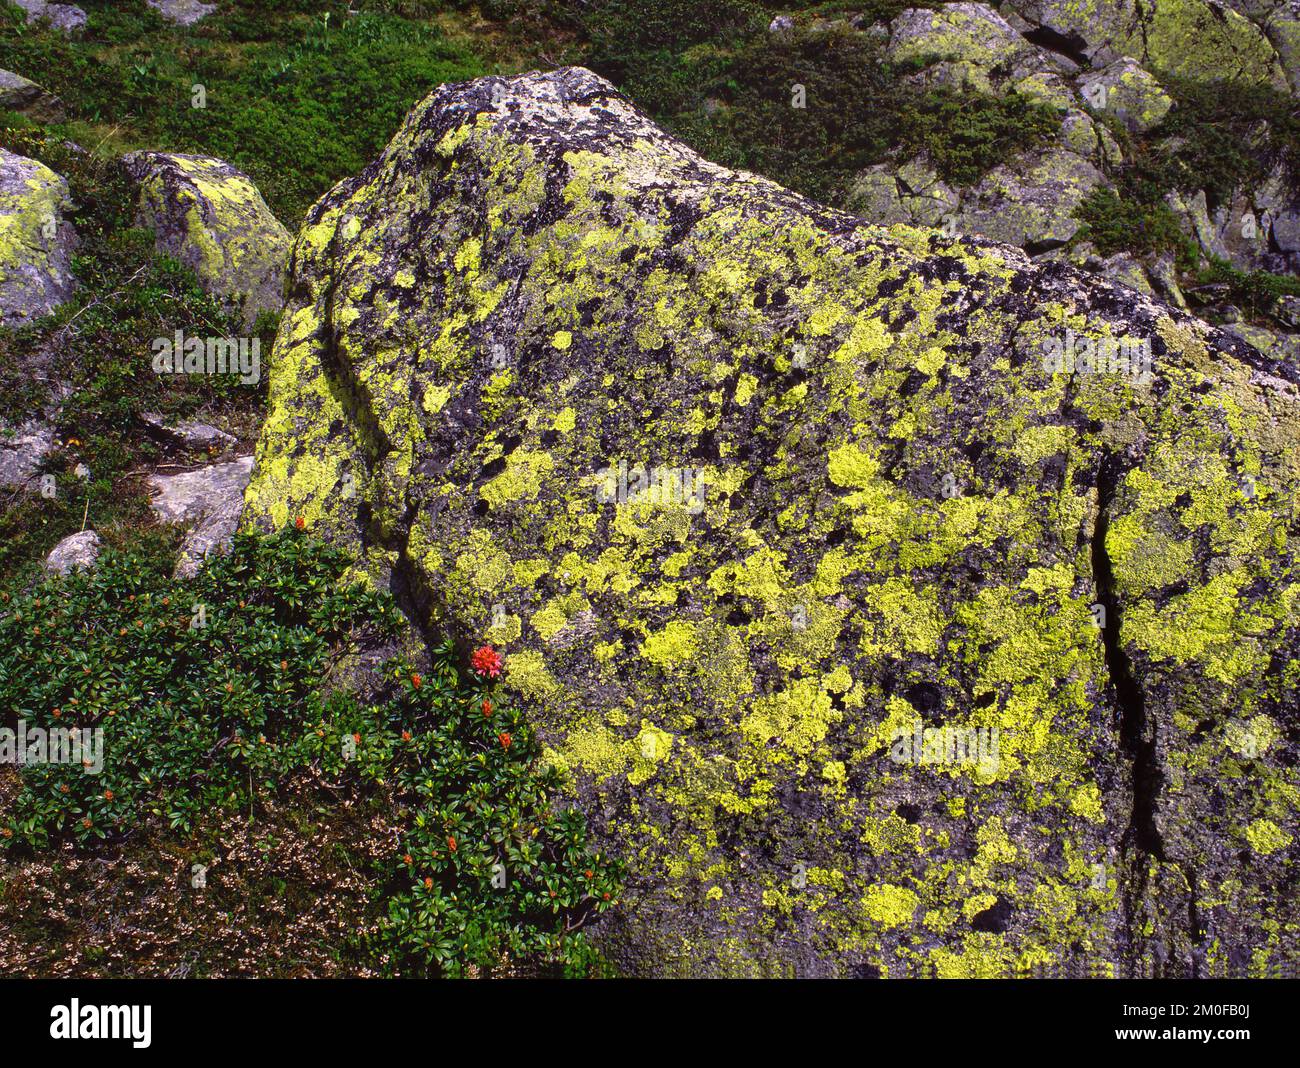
[1091,451,1177,973]
[1093,453,1166,863]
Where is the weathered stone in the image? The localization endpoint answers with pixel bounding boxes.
[141,412,237,450]
[1148,254,1189,309]
[956,144,1106,249]
[151,455,253,578]
[1225,320,1300,364]
[1168,188,1229,261]
[43,529,100,575]
[146,0,218,25]
[0,148,78,326]
[1278,293,1300,327]
[1060,107,1122,167]
[122,152,291,329]
[242,67,1300,978]
[0,69,65,123]
[0,419,54,490]
[888,3,1069,92]
[12,0,87,34]
[847,157,961,229]
[1095,251,1155,296]
[1079,58,1172,133]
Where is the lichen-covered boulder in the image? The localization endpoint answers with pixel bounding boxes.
[0,70,65,123]
[242,67,1300,978]
[122,152,291,328]
[847,158,960,229]
[952,144,1106,249]
[0,419,54,490]
[1079,58,1173,133]
[887,4,1069,92]
[0,148,77,327]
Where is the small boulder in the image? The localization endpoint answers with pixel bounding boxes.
[847,157,961,229]
[147,0,218,26]
[955,144,1106,249]
[0,419,55,490]
[1078,58,1172,133]
[0,70,66,123]
[1008,0,1286,84]
[149,455,253,578]
[122,152,290,329]
[13,0,87,34]
[0,147,78,326]
[44,529,100,575]
[1094,251,1155,296]
[141,412,236,450]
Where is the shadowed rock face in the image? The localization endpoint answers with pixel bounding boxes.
[242,66,1300,978]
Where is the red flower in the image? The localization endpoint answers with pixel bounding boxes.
[411,673,422,689]
[401,730,412,742]
[447,835,458,852]
[470,645,503,679]
[424,877,433,889]
[498,731,512,750]
[294,516,305,530]
[481,699,492,717]
[403,853,413,865]
[352,732,361,744]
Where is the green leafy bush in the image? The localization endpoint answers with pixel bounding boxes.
[900,87,1060,189]
[1143,76,1300,210]
[1192,256,1300,318]
[0,527,622,976]
[1072,186,1198,265]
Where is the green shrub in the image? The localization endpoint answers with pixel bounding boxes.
[900,86,1060,189]
[1072,186,1198,265]
[1143,75,1300,210]
[0,527,622,976]
[1192,257,1300,318]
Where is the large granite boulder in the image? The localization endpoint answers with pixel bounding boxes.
[0,148,77,326]
[242,67,1300,978]
[122,152,291,329]
[43,529,100,575]
[0,419,54,490]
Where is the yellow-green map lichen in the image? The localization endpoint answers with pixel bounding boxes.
[242,67,1300,978]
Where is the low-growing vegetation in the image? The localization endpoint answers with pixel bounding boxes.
[0,528,621,976]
